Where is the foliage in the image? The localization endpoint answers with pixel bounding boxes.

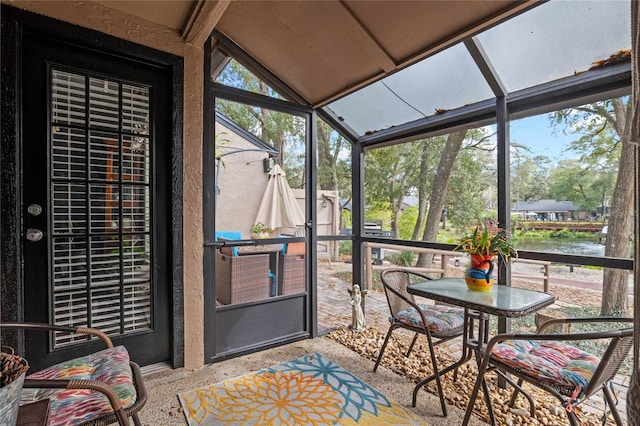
[317,118,352,195]
[249,222,272,235]
[454,221,517,263]
[511,146,551,203]
[386,250,416,267]
[214,131,230,166]
[398,206,419,240]
[339,241,352,256]
[547,159,615,212]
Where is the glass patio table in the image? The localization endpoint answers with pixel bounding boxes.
[407,278,556,415]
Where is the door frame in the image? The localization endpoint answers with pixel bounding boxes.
[0,5,185,368]
[203,68,318,363]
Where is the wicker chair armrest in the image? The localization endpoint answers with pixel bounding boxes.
[537,316,633,334]
[0,322,113,348]
[405,270,435,282]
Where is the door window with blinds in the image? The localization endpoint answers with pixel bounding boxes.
[50,69,152,347]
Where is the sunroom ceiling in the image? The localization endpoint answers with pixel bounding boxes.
[325,0,632,136]
[214,0,537,107]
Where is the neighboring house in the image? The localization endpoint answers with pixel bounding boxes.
[512,200,580,221]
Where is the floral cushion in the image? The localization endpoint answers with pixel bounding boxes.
[393,304,465,334]
[20,345,136,426]
[492,340,599,394]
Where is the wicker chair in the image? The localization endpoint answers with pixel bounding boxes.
[1,322,147,426]
[374,269,465,416]
[462,317,634,426]
[278,243,306,296]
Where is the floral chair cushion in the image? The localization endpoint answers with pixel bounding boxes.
[20,345,136,426]
[393,304,465,334]
[492,340,600,394]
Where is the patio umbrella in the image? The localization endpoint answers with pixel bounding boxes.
[254,164,305,230]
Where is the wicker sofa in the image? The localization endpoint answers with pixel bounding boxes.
[215,251,271,304]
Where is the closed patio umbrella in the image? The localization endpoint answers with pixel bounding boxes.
[254,164,305,230]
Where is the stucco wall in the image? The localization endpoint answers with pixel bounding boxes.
[183,43,204,370]
[215,125,270,237]
[2,0,207,370]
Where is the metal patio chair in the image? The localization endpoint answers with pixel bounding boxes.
[462,316,633,426]
[1,322,147,426]
[374,269,465,416]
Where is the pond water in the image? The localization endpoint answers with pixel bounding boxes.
[515,238,605,257]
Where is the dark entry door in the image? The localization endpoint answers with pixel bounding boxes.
[21,31,172,370]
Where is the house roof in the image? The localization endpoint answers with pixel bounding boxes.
[512,200,580,213]
[215,112,278,155]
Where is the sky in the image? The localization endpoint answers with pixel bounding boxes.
[510,114,580,165]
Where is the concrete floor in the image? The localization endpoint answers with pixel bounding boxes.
[139,336,488,425]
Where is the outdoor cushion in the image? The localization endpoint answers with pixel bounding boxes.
[20,345,137,426]
[393,304,465,334]
[492,339,600,394]
[215,231,242,256]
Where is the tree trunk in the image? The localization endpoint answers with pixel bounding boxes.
[600,136,634,315]
[411,146,430,240]
[416,130,466,267]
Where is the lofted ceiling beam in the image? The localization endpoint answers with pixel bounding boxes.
[182,0,232,46]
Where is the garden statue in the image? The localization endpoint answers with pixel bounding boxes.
[348,284,366,332]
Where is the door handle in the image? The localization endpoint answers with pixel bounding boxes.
[26,228,44,242]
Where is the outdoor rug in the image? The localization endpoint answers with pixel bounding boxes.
[178,352,426,425]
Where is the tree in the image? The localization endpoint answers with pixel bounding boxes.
[511,147,551,204]
[415,130,467,267]
[317,119,351,193]
[216,60,305,185]
[552,98,633,315]
[365,143,421,234]
[547,159,615,214]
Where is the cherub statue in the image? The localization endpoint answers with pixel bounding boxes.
[348,284,366,332]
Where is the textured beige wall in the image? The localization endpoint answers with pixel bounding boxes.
[183,43,204,370]
[1,1,184,56]
[215,124,270,237]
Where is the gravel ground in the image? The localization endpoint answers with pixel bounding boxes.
[319,261,632,426]
[328,327,625,426]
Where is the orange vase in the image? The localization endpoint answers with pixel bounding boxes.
[465,254,495,292]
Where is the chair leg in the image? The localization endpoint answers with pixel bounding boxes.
[405,332,419,357]
[373,326,395,372]
[427,335,448,417]
[411,333,447,416]
[602,383,624,426]
[504,376,535,416]
[133,413,143,426]
[507,378,524,408]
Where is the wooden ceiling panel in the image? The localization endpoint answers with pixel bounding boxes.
[216,1,389,105]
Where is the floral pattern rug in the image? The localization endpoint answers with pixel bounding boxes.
[178,352,426,425]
